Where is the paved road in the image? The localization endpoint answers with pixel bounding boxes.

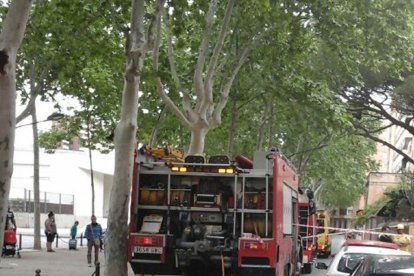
[309,257,331,276]
[4,229,348,276]
[309,233,346,276]
[0,247,135,276]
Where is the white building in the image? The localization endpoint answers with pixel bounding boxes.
[10,146,114,228]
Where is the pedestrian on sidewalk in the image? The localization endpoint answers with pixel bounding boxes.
[44,211,57,252]
[5,206,17,230]
[70,221,79,239]
[85,215,103,267]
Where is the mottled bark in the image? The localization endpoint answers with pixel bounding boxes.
[104,0,164,275]
[227,94,238,158]
[188,127,209,155]
[32,103,41,249]
[0,0,33,256]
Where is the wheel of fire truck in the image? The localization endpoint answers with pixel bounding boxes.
[301,263,312,274]
[317,248,331,259]
[283,264,290,276]
[322,249,331,259]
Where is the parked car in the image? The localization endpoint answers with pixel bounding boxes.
[351,254,414,275]
[314,240,411,276]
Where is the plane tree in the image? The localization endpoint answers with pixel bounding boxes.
[0,0,34,257]
[13,0,127,249]
[304,0,414,165]
[148,0,283,155]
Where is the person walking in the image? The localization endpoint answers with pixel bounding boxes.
[378,225,393,243]
[393,223,411,251]
[70,221,79,239]
[5,206,17,230]
[44,211,57,252]
[84,215,103,267]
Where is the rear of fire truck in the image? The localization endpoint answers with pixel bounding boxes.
[128,150,300,276]
[316,209,331,258]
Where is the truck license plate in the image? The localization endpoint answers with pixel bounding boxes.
[134,246,162,254]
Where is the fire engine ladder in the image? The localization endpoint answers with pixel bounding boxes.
[240,154,271,238]
[299,206,309,247]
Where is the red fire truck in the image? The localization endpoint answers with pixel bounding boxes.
[298,190,316,274]
[128,150,301,276]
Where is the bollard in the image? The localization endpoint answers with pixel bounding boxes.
[80,233,83,246]
[19,234,22,250]
[95,262,100,276]
[35,269,41,276]
[55,234,59,248]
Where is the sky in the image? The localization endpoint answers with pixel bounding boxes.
[15,100,55,149]
[15,95,80,149]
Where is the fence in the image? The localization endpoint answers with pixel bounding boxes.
[9,187,74,215]
[15,232,89,250]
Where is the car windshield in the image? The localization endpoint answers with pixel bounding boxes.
[374,255,414,275]
[338,253,370,273]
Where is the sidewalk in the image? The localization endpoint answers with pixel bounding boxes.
[0,246,135,276]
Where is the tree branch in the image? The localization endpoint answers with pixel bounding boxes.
[211,46,249,127]
[356,126,414,164]
[211,28,268,127]
[194,0,218,106]
[146,0,165,51]
[153,0,191,128]
[369,96,414,135]
[127,0,146,76]
[201,0,235,116]
[166,14,196,122]
[0,0,33,49]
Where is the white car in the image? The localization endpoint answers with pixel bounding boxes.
[316,240,411,276]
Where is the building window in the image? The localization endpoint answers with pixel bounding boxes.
[403,137,412,150]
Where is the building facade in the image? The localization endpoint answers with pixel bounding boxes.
[10,146,114,228]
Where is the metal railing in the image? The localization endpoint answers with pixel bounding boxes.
[14,232,91,250]
[9,187,74,215]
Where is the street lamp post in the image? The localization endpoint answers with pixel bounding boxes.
[16,112,64,129]
[16,111,64,250]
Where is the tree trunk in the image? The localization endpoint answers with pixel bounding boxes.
[267,103,274,149]
[0,0,33,255]
[87,122,95,215]
[149,105,166,147]
[188,127,209,155]
[104,0,147,274]
[255,104,269,150]
[227,93,238,158]
[32,103,41,249]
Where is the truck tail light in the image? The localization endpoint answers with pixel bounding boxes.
[136,236,163,246]
[244,241,267,250]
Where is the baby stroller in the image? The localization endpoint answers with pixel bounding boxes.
[2,229,21,258]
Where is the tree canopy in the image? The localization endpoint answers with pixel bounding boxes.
[3,0,414,273]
